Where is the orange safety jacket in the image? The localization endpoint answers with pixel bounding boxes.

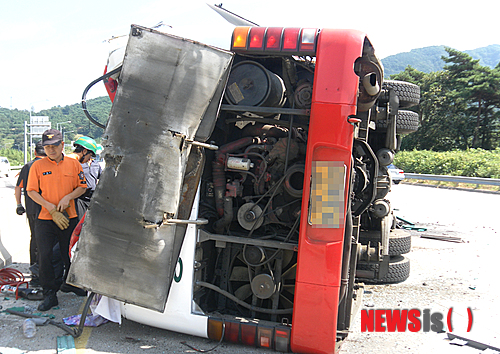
[26,155,87,220]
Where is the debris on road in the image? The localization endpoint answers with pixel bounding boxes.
[396,216,428,231]
[419,234,465,243]
[63,313,108,327]
[447,333,500,352]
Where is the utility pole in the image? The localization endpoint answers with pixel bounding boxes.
[24,121,27,164]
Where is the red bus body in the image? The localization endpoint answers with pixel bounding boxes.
[292,29,365,353]
[87,23,416,354]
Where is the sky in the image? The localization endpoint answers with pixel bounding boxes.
[1,0,499,112]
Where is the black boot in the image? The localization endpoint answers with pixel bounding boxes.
[38,290,58,311]
[30,275,41,288]
[60,283,87,296]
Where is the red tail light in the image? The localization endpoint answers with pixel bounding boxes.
[231,26,318,55]
[223,321,240,343]
[265,27,283,50]
[257,326,273,348]
[207,317,290,351]
[248,27,266,50]
[103,66,118,102]
[282,28,300,51]
[240,323,257,346]
[275,327,291,352]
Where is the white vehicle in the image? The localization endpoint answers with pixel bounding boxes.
[0,157,11,177]
[388,163,405,184]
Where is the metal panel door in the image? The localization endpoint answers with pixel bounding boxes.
[68,25,233,312]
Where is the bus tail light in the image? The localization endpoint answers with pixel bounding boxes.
[265,27,283,51]
[232,27,250,49]
[103,66,118,102]
[207,317,290,351]
[282,28,300,51]
[257,326,273,348]
[275,327,291,352]
[207,318,224,341]
[231,27,317,56]
[240,323,257,346]
[223,321,239,342]
[299,28,318,52]
[248,27,266,50]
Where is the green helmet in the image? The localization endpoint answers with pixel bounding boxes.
[74,136,98,155]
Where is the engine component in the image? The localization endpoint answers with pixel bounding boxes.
[353,165,369,195]
[354,56,383,112]
[294,80,313,109]
[243,245,266,265]
[214,197,233,233]
[372,199,390,218]
[362,73,380,96]
[284,164,305,198]
[375,166,391,200]
[225,61,286,108]
[352,140,379,216]
[251,273,276,299]
[237,203,264,230]
[213,137,254,216]
[376,148,394,166]
[227,156,254,171]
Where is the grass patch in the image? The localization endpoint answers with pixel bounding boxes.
[402,179,500,192]
[395,148,500,179]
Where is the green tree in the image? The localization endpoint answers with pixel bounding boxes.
[0,97,112,161]
[391,49,500,151]
[442,48,500,149]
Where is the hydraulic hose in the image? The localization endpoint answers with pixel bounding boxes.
[5,292,95,338]
[339,207,353,303]
[81,66,122,129]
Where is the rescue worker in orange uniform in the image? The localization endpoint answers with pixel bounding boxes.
[27,129,88,311]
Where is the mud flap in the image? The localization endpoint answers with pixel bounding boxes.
[68,25,233,312]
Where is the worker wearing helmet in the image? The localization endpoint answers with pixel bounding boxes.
[67,136,98,164]
[68,136,102,220]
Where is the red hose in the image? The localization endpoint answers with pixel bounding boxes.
[0,267,28,299]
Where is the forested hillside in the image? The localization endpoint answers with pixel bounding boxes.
[0,97,110,147]
[392,48,500,151]
[382,44,500,77]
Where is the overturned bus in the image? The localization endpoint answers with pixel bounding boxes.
[70,23,419,353]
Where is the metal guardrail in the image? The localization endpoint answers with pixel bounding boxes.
[8,165,500,186]
[405,173,500,187]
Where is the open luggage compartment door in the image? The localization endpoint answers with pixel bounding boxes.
[68,25,233,312]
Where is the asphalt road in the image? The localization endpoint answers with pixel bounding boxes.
[1,175,499,353]
[340,183,500,353]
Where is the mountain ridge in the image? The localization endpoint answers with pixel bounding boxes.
[381,44,500,77]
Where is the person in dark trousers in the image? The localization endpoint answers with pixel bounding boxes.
[67,136,101,220]
[15,141,46,286]
[27,129,88,311]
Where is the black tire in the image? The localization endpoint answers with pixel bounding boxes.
[377,110,419,135]
[357,255,410,284]
[388,230,411,256]
[383,80,420,108]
